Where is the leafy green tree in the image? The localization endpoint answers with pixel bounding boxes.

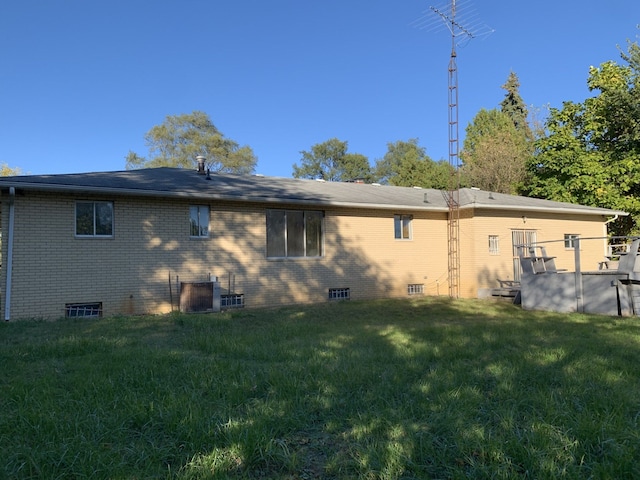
[527,103,551,140]
[524,37,640,236]
[461,109,530,194]
[459,72,535,194]
[126,111,257,174]
[375,139,453,189]
[293,138,374,182]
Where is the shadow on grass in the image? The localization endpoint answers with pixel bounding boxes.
[2,297,640,479]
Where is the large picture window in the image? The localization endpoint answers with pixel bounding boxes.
[266,209,323,258]
[190,205,210,237]
[76,201,113,237]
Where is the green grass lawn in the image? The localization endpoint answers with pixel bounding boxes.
[2,297,640,479]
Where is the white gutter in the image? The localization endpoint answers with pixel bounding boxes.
[4,187,15,321]
[466,204,628,216]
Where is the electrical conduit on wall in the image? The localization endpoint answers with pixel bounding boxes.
[4,187,15,321]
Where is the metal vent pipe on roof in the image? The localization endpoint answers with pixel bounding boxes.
[196,156,206,174]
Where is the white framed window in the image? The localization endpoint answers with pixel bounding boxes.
[329,288,350,300]
[266,209,324,258]
[407,284,425,295]
[190,205,210,238]
[76,201,113,237]
[564,234,579,249]
[394,214,412,240]
[489,235,500,255]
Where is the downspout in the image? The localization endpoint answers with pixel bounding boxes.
[604,214,620,257]
[4,187,15,321]
[574,237,583,313]
[605,214,619,225]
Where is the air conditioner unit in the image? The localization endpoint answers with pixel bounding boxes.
[179,281,221,313]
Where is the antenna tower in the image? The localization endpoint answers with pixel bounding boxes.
[415,0,492,298]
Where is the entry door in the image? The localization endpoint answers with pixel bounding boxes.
[512,230,537,282]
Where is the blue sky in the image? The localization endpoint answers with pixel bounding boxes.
[1,0,638,178]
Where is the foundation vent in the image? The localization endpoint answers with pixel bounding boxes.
[221,293,245,309]
[328,288,350,301]
[65,302,102,318]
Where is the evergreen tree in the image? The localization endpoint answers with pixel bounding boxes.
[500,71,533,141]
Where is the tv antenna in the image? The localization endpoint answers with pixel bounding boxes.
[413,0,492,298]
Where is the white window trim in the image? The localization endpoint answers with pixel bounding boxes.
[489,235,500,255]
[564,234,579,249]
[394,214,413,240]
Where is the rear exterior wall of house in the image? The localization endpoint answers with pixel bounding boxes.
[460,209,610,297]
[0,191,450,319]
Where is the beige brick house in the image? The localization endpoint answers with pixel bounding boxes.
[0,167,626,320]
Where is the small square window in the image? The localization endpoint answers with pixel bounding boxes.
[564,234,579,249]
[190,205,210,237]
[76,202,113,237]
[394,215,412,240]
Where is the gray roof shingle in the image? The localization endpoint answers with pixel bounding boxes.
[0,167,627,216]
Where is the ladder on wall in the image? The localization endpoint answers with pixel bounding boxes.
[447,47,461,298]
[447,190,460,297]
